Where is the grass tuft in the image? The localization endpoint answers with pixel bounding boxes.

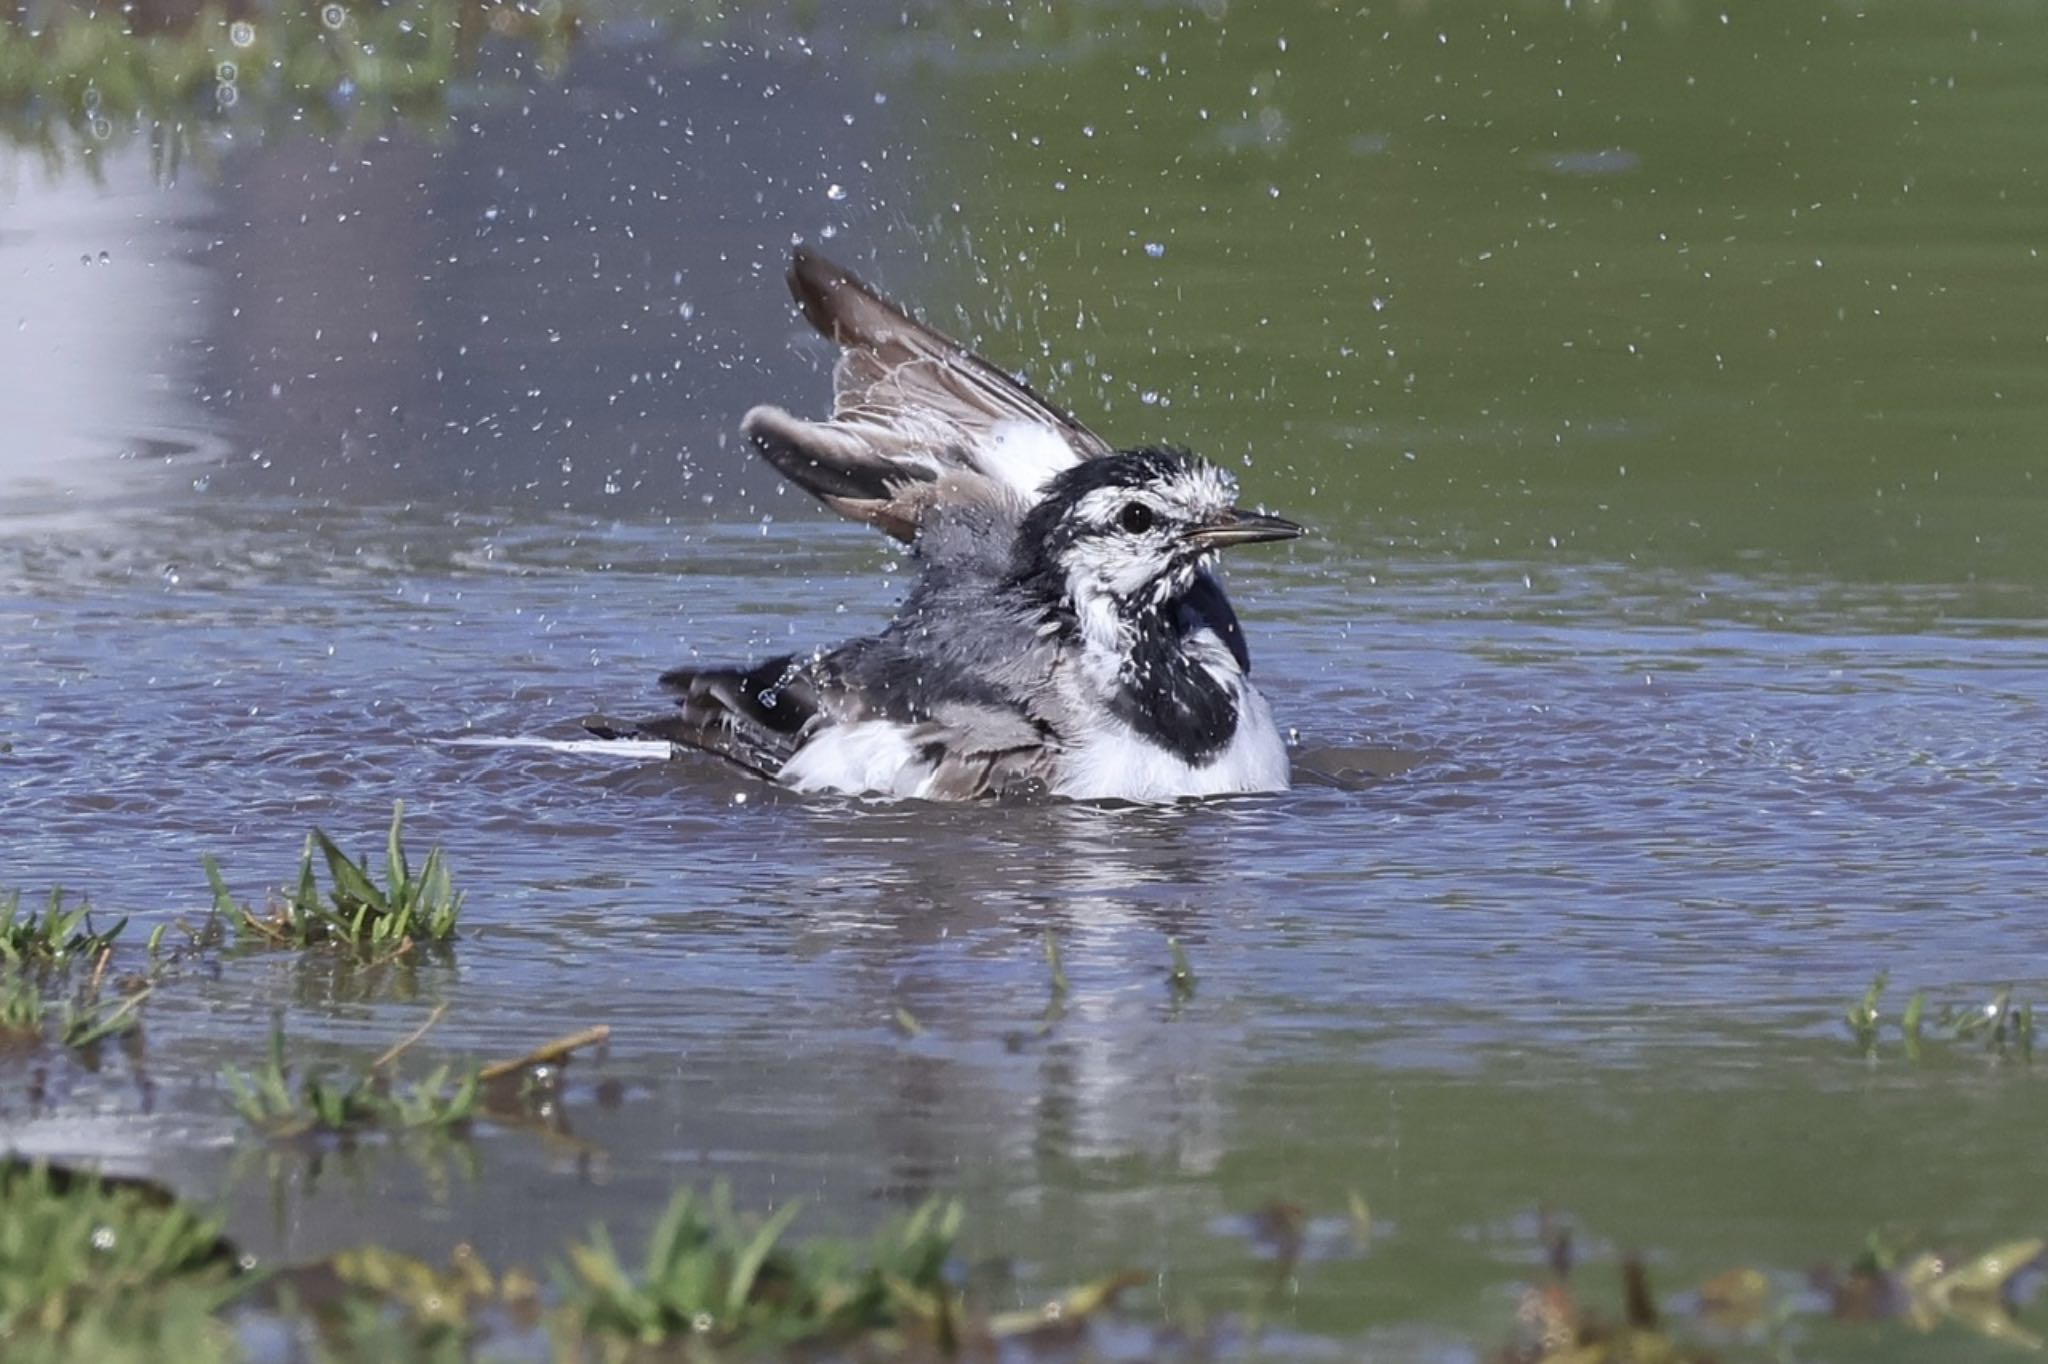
[558,1185,965,1352]
[59,988,147,1051]
[207,802,461,953]
[0,970,46,1040]
[1845,974,2038,1061]
[223,1021,480,1140]
[1845,969,1887,1051]
[0,965,146,1055]
[0,889,124,969]
[0,1160,241,1358]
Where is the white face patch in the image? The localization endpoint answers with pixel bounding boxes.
[1058,461,1240,609]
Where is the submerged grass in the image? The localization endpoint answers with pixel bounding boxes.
[222,1021,480,1140]
[0,807,453,1090]
[555,1188,1145,1358]
[1845,972,2038,1061]
[2,1162,2032,1363]
[57,986,147,1051]
[11,828,2048,1361]
[0,900,145,1057]
[1167,935,1197,1007]
[0,1164,1126,1362]
[0,970,46,1040]
[558,1188,963,1352]
[1502,1218,2048,1362]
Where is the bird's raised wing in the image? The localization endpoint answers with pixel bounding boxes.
[743,248,1112,546]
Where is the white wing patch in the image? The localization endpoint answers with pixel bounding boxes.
[979,420,1083,501]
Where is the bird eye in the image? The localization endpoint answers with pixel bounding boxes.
[1117,502,1155,534]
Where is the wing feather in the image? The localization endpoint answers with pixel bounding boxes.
[743,249,1111,547]
[581,655,818,780]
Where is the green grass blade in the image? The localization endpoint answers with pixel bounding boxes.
[384,801,410,901]
[313,829,390,915]
[725,1198,804,1319]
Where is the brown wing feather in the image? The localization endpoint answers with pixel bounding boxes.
[742,249,1111,546]
[787,248,1111,456]
[911,701,1059,800]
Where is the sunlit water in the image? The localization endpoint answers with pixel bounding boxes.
[5,3,2048,1358]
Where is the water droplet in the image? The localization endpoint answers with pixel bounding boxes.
[216,60,237,83]
[320,3,345,28]
[79,254,91,267]
[825,183,847,202]
[229,19,255,46]
[1143,241,1165,259]
[97,251,110,265]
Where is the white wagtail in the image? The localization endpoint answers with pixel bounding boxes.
[589,249,1304,801]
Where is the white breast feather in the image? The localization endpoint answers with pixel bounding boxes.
[1056,686,1288,801]
[1054,630,1291,802]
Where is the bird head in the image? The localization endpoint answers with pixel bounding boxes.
[1012,447,1304,616]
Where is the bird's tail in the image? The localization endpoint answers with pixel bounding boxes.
[582,654,819,780]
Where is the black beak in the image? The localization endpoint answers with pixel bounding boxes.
[1183,507,1307,549]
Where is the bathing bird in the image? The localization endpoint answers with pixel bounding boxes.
[589,249,1304,801]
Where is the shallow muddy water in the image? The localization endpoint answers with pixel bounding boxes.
[4,1,2048,1357]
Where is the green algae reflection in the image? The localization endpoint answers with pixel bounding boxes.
[0,0,578,172]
